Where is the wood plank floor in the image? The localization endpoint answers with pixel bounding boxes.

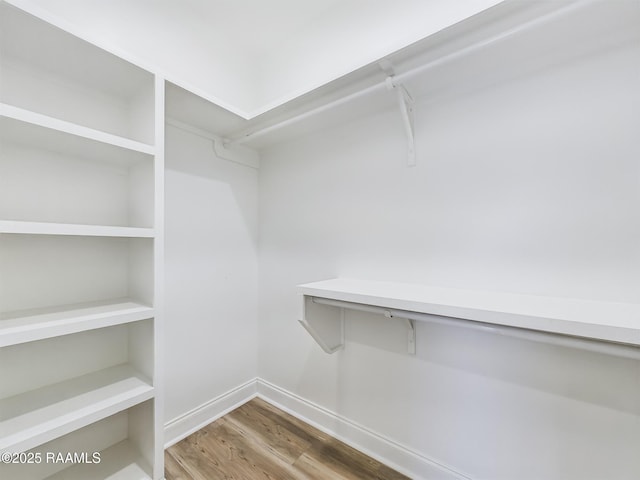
[165,397,410,480]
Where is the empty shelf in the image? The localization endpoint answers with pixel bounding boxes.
[45,440,152,480]
[0,221,155,238]
[0,365,154,453]
[298,278,640,352]
[0,300,154,347]
[0,103,155,156]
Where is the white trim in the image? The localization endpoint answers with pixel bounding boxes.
[163,378,257,448]
[256,378,469,480]
[153,74,167,480]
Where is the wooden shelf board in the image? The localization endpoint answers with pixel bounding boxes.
[0,103,155,157]
[0,365,154,453]
[0,299,154,348]
[298,278,640,346]
[45,440,152,480]
[0,221,155,238]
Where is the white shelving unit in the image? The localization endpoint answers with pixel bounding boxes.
[0,3,164,479]
[298,278,640,355]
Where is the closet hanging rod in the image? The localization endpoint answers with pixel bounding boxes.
[311,297,640,360]
[227,0,596,146]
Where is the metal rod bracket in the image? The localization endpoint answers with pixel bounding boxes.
[384,309,415,354]
[407,318,416,354]
[385,76,416,167]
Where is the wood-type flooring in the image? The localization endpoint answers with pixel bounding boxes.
[165,397,410,480]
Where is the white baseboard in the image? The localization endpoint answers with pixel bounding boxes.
[256,378,469,480]
[164,377,468,480]
[163,378,258,448]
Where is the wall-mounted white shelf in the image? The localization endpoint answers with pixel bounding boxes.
[0,300,153,348]
[0,221,155,238]
[0,108,156,229]
[298,278,640,355]
[0,235,154,314]
[0,104,155,156]
[0,364,154,454]
[45,440,152,480]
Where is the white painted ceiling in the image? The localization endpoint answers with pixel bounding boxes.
[9,0,504,118]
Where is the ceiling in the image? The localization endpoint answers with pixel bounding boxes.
[162,0,640,149]
[7,0,504,118]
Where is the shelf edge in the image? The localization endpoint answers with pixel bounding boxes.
[0,103,156,156]
[0,303,154,348]
[0,221,155,238]
[0,365,155,454]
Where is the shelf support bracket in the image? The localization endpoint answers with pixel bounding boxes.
[300,296,345,353]
[386,76,416,167]
[384,310,415,355]
[406,318,416,355]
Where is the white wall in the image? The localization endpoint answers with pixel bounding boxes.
[164,125,258,429]
[257,40,640,479]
